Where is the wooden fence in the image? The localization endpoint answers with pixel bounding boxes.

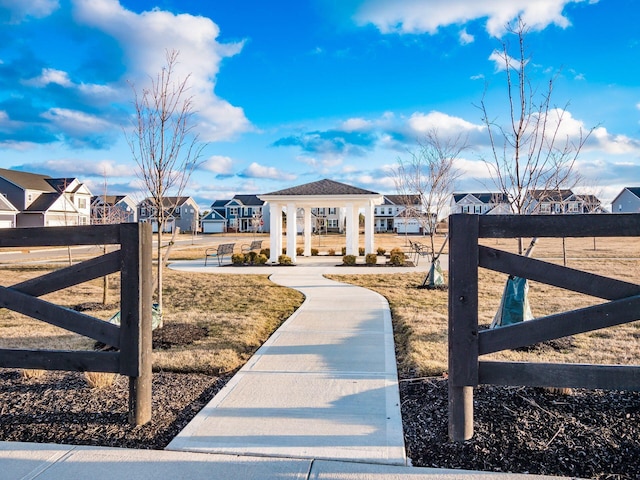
[448,213,640,441]
[0,223,152,425]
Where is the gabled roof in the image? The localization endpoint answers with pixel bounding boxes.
[0,168,55,192]
[384,194,421,205]
[453,192,507,204]
[264,179,379,196]
[625,188,640,199]
[142,196,193,208]
[232,194,264,206]
[211,199,230,208]
[92,195,129,205]
[23,193,63,212]
[202,209,226,221]
[528,189,574,201]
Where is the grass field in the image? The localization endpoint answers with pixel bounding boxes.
[0,232,638,381]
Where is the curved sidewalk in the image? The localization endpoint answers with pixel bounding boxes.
[166,258,412,464]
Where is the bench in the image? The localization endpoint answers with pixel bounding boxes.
[241,239,263,254]
[408,240,432,266]
[204,243,235,266]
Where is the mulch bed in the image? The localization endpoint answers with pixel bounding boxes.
[1,322,639,478]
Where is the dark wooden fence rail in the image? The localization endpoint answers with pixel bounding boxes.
[448,213,640,441]
[0,223,152,425]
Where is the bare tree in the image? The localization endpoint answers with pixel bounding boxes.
[480,17,594,252]
[393,128,466,256]
[126,49,205,319]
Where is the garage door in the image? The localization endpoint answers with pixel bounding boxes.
[202,221,224,233]
[0,220,12,229]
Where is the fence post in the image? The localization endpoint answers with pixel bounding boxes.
[448,214,479,441]
[120,222,153,425]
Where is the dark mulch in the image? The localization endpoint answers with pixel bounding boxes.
[1,324,639,479]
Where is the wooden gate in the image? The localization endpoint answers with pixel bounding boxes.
[448,213,640,441]
[0,223,152,425]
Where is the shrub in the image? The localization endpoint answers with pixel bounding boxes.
[296,247,304,256]
[246,251,258,264]
[278,254,293,265]
[311,248,319,256]
[21,369,45,380]
[260,248,270,258]
[389,248,406,266]
[359,247,365,256]
[341,246,347,255]
[84,371,116,389]
[342,254,357,265]
[377,247,386,256]
[255,253,268,265]
[328,248,336,256]
[365,253,378,265]
[231,253,245,265]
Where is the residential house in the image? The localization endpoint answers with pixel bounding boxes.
[374,194,425,233]
[201,199,228,233]
[611,188,640,213]
[451,192,510,215]
[0,195,17,228]
[309,207,344,233]
[138,196,199,233]
[0,168,92,227]
[91,195,137,224]
[525,189,602,214]
[201,194,270,234]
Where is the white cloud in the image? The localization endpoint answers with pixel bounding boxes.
[41,108,114,135]
[23,68,72,87]
[72,0,252,141]
[407,111,484,136]
[488,49,524,72]
[26,158,133,177]
[201,155,235,174]
[241,162,297,181]
[0,0,59,23]
[354,0,587,37]
[459,28,474,45]
[340,117,373,131]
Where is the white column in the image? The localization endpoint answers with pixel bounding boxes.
[365,200,374,254]
[351,205,360,254]
[286,202,297,263]
[268,202,281,263]
[345,203,355,255]
[303,207,312,256]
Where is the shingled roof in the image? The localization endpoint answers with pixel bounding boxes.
[263,179,379,196]
[0,168,55,192]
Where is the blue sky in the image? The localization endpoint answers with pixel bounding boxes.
[0,0,638,209]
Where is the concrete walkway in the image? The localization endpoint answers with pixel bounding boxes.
[166,257,412,464]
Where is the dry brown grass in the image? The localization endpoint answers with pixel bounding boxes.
[0,264,304,376]
[84,371,116,389]
[330,236,640,379]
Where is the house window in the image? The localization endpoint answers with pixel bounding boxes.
[568,202,579,213]
[318,208,325,215]
[474,205,482,213]
[328,219,338,228]
[229,207,238,216]
[78,198,87,209]
[387,207,393,215]
[540,204,551,214]
[462,206,470,213]
[329,208,336,215]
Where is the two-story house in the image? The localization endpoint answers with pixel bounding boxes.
[201,194,270,234]
[374,194,423,233]
[138,196,199,233]
[611,188,640,213]
[0,168,92,227]
[450,192,511,215]
[91,195,138,224]
[525,189,602,214]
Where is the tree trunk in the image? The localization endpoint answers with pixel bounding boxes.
[156,227,163,328]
